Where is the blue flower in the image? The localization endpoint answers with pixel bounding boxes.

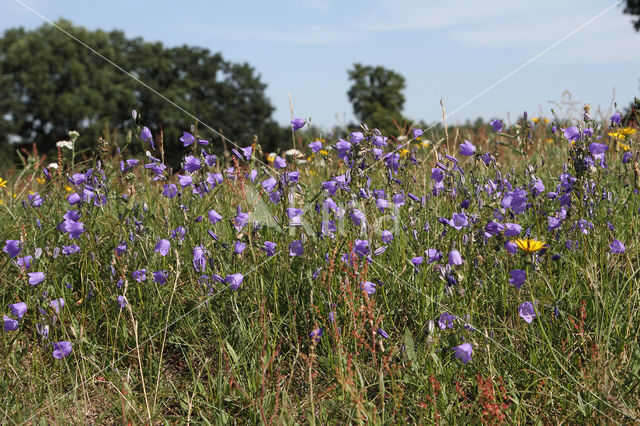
[310,327,323,342]
[452,342,473,364]
[459,140,476,156]
[508,270,526,289]
[438,313,455,330]
[8,302,27,319]
[52,341,72,359]
[3,315,19,331]
[3,240,22,258]
[28,272,45,286]
[225,273,244,290]
[132,269,147,283]
[360,281,376,296]
[610,239,625,254]
[518,302,536,323]
[291,118,305,131]
[155,239,171,256]
[289,240,303,257]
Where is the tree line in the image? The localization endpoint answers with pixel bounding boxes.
[0,20,288,168]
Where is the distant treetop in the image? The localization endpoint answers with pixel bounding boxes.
[625,0,640,31]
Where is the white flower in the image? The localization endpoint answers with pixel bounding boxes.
[68,130,80,140]
[47,162,59,169]
[56,140,73,150]
[284,149,303,158]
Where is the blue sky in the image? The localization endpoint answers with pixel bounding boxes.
[3,0,640,130]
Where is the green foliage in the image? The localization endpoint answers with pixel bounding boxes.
[347,64,407,135]
[625,0,640,31]
[0,20,286,169]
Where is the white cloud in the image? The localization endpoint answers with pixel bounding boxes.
[360,0,640,64]
[449,6,640,63]
[359,0,571,32]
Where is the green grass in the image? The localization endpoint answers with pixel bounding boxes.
[1,117,639,424]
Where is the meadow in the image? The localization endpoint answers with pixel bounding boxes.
[1,107,639,424]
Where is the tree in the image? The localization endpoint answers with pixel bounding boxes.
[0,21,135,165]
[0,19,284,168]
[624,0,640,31]
[347,64,406,135]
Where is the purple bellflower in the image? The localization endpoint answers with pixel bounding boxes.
[519,302,536,323]
[52,341,73,359]
[452,342,473,364]
[509,270,526,289]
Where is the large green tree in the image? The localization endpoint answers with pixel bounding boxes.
[347,64,407,135]
[624,0,640,31]
[0,19,285,168]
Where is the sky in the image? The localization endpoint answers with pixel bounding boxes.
[3,0,640,130]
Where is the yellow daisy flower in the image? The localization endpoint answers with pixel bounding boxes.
[0,177,7,189]
[511,238,547,254]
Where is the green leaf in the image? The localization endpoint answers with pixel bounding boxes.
[576,392,586,416]
[225,341,239,365]
[404,327,416,365]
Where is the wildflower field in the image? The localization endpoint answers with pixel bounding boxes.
[1,108,640,424]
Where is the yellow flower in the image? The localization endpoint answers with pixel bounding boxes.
[545,138,554,144]
[319,150,328,156]
[543,118,550,124]
[267,153,276,162]
[609,128,637,139]
[511,238,547,254]
[400,149,409,157]
[36,177,45,185]
[532,117,539,124]
[618,141,631,152]
[65,185,73,193]
[0,177,7,189]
